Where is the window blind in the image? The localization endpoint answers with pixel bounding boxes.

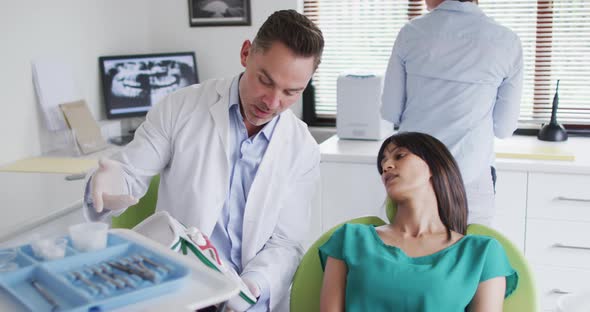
[304,0,590,127]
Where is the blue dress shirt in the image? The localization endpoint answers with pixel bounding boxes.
[209,75,278,311]
[381,0,523,184]
[85,76,278,310]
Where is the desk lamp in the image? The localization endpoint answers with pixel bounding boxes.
[538,80,568,142]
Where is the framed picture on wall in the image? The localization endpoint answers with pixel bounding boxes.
[188,0,251,27]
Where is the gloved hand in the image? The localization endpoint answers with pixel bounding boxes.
[91,158,138,213]
[242,277,261,299]
[184,227,258,311]
[226,275,260,312]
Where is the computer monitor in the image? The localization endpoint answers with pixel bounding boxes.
[99,52,199,119]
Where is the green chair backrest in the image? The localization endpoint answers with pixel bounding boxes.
[385,198,537,311]
[290,216,386,312]
[466,224,537,312]
[111,175,160,229]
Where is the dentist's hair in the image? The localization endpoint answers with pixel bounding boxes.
[376,132,468,237]
[252,9,324,70]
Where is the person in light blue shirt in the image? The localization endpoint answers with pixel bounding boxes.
[380,0,523,225]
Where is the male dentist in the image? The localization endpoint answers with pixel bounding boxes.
[381,0,523,225]
[85,10,324,311]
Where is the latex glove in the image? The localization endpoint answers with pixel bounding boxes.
[91,158,138,213]
[242,276,261,299]
[226,276,259,312]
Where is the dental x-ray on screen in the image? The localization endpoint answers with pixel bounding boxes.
[99,52,198,119]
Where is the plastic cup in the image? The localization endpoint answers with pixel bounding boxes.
[31,237,67,260]
[69,222,109,252]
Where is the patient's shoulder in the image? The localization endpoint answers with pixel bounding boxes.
[339,223,375,235]
[461,234,507,255]
[331,223,379,245]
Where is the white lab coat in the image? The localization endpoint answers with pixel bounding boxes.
[110,75,320,309]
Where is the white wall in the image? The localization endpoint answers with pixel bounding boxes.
[0,0,300,165]
[0,0,152,164]
[147,0,302,115]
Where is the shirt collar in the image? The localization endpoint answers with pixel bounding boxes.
[229,74,279,141]
[434,1,484,15]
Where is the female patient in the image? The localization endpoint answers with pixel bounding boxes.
[319,132,518,312]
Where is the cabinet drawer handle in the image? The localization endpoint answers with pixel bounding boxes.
[556,196,590,203]
[550,288,570,295]
[553,243,590,251]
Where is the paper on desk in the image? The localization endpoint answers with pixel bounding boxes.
[0,157,98,174]
[60,100,109,154]
[32,60,83,131]
[495,139,575,161]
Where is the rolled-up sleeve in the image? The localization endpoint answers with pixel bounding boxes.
[381,30,407,127]
[493,36,523,138]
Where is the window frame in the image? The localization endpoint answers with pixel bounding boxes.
[303,0,590,135]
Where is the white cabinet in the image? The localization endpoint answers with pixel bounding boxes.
[526,173,590,310]
[0,172,87,244]
[320,162,388,230]
[526,219,590,270]
[534,265,590,311]
[0,206,85,247]
[493,170,527,251]
[528,173,590,222]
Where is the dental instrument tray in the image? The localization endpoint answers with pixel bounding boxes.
[0,233,191,312]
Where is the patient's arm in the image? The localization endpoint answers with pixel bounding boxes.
[320,257,347,312]
[469,276,506,312]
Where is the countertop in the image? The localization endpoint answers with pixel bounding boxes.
[320,134,590,175]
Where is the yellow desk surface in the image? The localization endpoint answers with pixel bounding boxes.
[495,138,575,161]
[0,157,98,174]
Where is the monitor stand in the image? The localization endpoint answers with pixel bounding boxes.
[109,134,134,146]
[110,117,143,146]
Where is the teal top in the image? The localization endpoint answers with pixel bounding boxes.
[319,224,518,312]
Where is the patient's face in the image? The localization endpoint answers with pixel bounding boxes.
[380,144,432,199]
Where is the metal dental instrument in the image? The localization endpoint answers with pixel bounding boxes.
[138,254,169,272]
[91,267,125,289]
[108,261,155,282]
[100,264,135,289]
[131,256,155,274]
[128,257,159,283]
[128,260,156,282]
[71,271,102,294]
[31,279,60,311]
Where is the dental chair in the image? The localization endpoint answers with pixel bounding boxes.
[111,175,159,229]
[290,200,537,312]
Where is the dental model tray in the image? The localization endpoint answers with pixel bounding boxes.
[0,233,191,312]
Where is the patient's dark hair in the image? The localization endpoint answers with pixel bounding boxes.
[377,132,468,237]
